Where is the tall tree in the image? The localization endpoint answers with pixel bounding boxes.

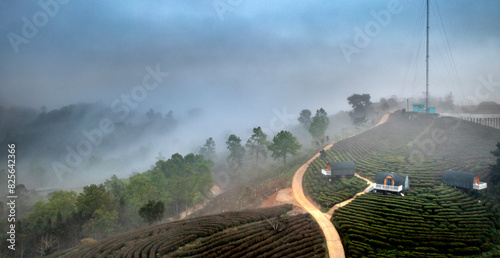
[298,109,312,129]
[226,134,246,170]
[44,190,77,220]
[268,130,302,165]
[246,127,269,167]
[199,137,216,161]
[348,93,372,110]
[82,209,118,239]
[308,108,330,141]
[104,175,125,199]
[75,184,114,219]
[138,200,165,225]
[443,92,454,111]
[124,172,165,211]
[347,94,372,125]
[380,98,389,111]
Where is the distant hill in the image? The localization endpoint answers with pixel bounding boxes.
[0,103,178,188]
[474,101,500,114]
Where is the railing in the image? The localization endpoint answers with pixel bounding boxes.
[473,182,487,190]
[373,184,403,192]
[440,113,500,129]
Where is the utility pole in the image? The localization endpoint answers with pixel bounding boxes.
[425,0,430,113]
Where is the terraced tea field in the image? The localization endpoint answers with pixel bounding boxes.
[304,112,500,208]
[301,112,500,256]
[50,205,327,257]
[333,186,496,257]
[303,171,368,208]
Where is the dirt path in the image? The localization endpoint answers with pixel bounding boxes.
[376,113,390,126]
[326,173,374,218]
[354,172,374,185]
[292,146,345,258]
[291,113,390,258]
[178,185,222,220]
[261,188,307,215]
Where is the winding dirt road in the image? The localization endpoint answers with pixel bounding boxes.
[292,144,344,258]
[291,113,389,258]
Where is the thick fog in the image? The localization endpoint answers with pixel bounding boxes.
[1,1,500,189]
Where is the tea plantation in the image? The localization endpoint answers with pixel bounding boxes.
[304,112,500,256]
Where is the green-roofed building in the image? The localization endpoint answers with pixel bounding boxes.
[321,161,355,177]
[442,170,487,190]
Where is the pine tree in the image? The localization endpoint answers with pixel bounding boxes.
[246,127,269,167]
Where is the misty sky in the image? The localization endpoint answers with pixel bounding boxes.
[1,0,500,129]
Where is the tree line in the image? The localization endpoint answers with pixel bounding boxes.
[0,153,213,256]
[200,126,302,167]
